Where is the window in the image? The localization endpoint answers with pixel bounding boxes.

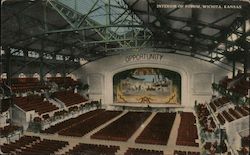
[28,51,39,58]
[43,53,53,59]
[45,73,52,78]
[56,55,63,60]
[65,56,70,61]
[1,47,5,55]
[10,48,24,56]
[56,73,61,77]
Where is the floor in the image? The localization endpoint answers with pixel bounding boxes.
[24,111,202,155]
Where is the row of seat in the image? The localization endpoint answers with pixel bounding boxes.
[176,112,199,147]
[124,148,163,155]
[174,150,200,155]
[59,110,122,137]
[241,135,249,147]
[66,143,119,155]
[209,96,230,112]
[41,109,104,134]
[196,104,216,132]
[53,90,88,107]
[0,125,22,137]
[0,98,11,113]
[9,78,47,93]
[47,77,79,88]
[0,136,40,153]
[219,73,250,96]
[135,112,176,145]
[14,95,59,115]
[216,106,249,125]
[91,112,151,141]
[18,139,68,155]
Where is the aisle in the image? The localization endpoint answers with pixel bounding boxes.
[24,112,201,155]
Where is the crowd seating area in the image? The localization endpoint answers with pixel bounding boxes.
[91,112,151,141]
[47,77,79,88]
[0,125,22,137]
[18,139,68,155]
[235,106,249,116]
[14,95,58,115]
[124,148,163,155]
[221,110,234,122]
[10,78,47,93]
[174,150,200,155]
[216,105,249,125]
[176,112,199,147]
[135,112,176,145]
[217,113,226,125]
[209,97,230,112]
[59,110,122,137]
[66,143,119,155]
[53,90,88,107]
[228,108,242,119]
[219,73,250,96]
[0,136,40,154]
[0,98,11,113]
[241,135,249,147]
[196,104,216,132]
[41,109,104,134]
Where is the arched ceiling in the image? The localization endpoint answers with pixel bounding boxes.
[1,0,250,68]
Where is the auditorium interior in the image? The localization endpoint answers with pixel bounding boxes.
[0,0,250,155]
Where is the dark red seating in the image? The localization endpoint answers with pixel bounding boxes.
[66,143,119,155]
[174,150,200,155]
[0,98,11,113]
[228,108,242,119]
[135,112,176,145]
[196,104,216,132]
[211,97,230,111]
[10,78,47,93]
[91,112,151,141]
[41,109,104,134]
[66,143,120,155]
[0,125,22,137]
[219,73,250,96]
[14,95,58,115]
[217,113,226,125]
[176,112,199,147]
[221,111,234,122]
[47,77,79,88]
[53,90,88,107]
[125,148,163,155]
[18,139,68,155]
[59,110,122,137]
[235,106,249,116]
[209,102,217,112]
[241,135,250,147]
[0,136,40,154]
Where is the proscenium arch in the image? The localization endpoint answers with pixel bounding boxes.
[105,63,190,107]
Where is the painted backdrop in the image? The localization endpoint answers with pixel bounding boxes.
[113,68,181,104]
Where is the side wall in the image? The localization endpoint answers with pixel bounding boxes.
[74,52,231,107]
